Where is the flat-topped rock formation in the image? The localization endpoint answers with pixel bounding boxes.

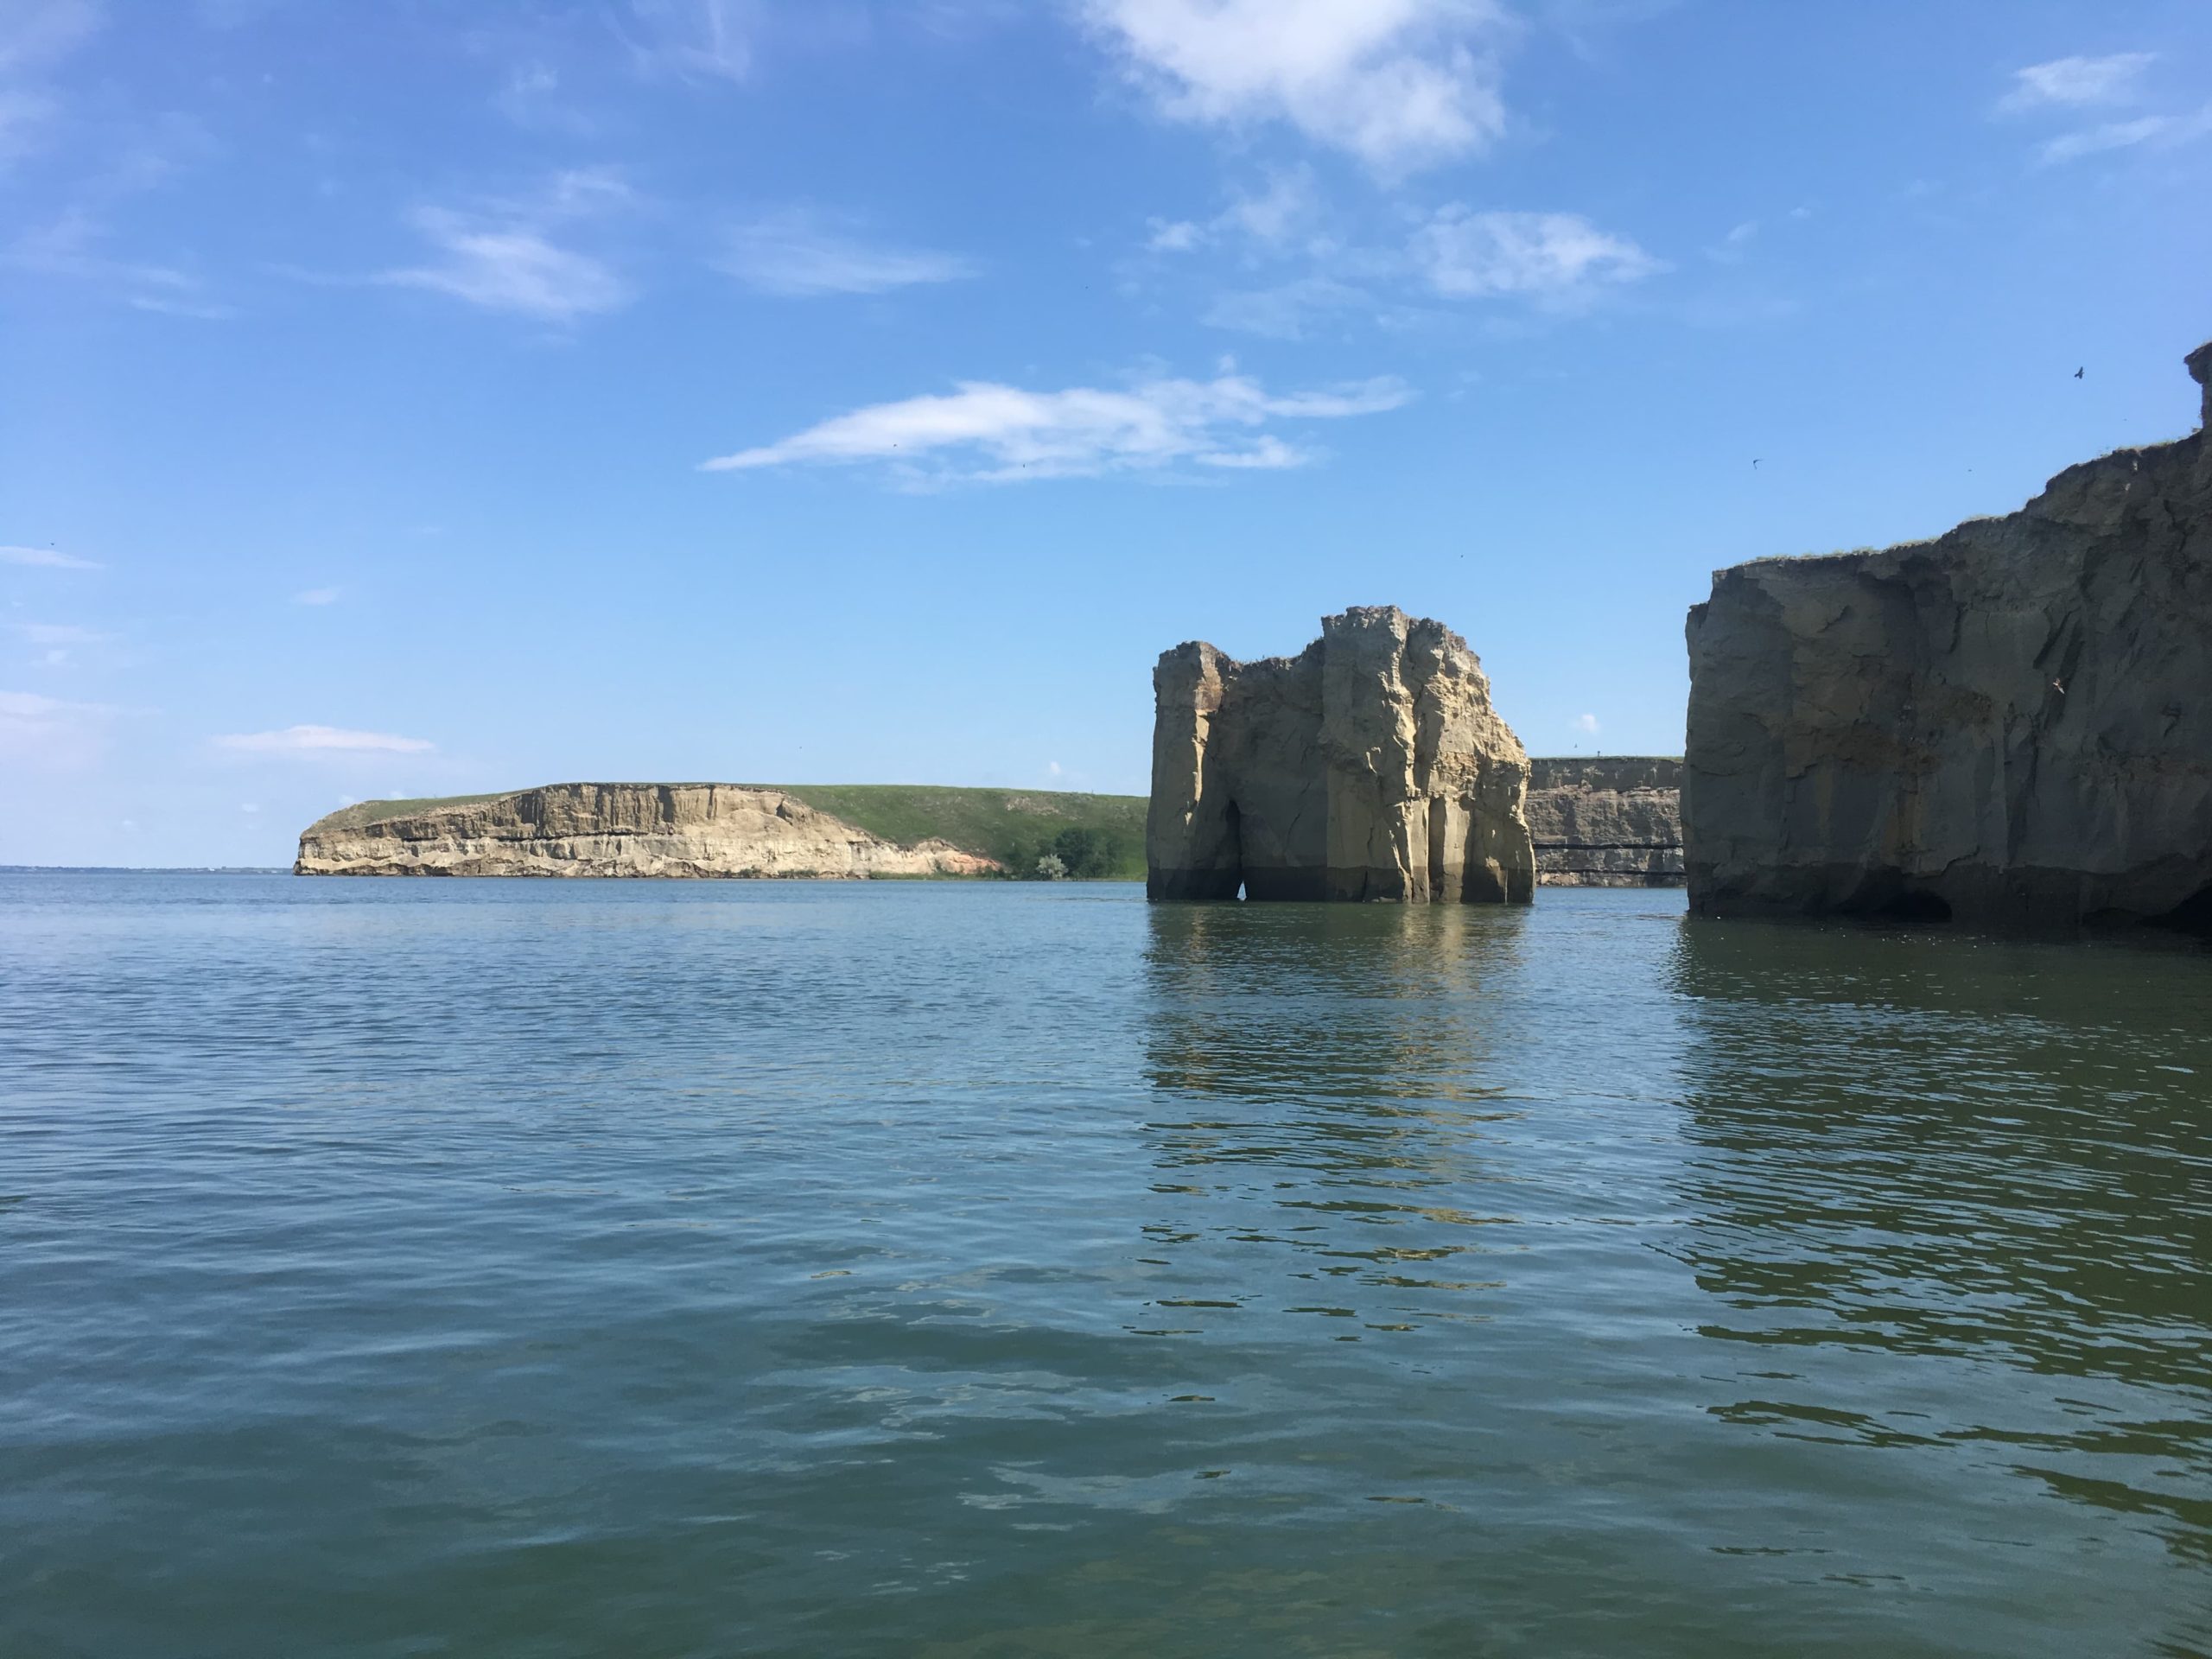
[1527,757,1684,887]
[1684,340,2212,932]
[296,785,1000,878]
[1147,606,1535,903]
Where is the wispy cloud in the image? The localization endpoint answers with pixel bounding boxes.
[1705,219,1758,264]
[11,623,113,645]
[215,725,435,755]
[1141,167,1324,257]
[1083,0,1514,174]
[717,211,976,296]
[620,0,754,86]
[702,370,1413,483]
[1412,208,1660,301]
[1,205,225,315]
[1574,712,1599,734]
[377,168,633,321]
[0,86,56,168]
[293,587,342,606]
[1,544,101,569]
[2036,104,2212,165]
[1998,52,2154,114]
[1202,276,1368,340]
[0,687,122,766]
[0,0,103,76]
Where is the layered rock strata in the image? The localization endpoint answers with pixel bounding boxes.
[296,785,999,878]
[1527,757,1684,887]
[1147,607,1535,903]
[1683,340,2212,931]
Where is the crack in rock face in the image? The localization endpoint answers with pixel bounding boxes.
[1147,606,1535,905]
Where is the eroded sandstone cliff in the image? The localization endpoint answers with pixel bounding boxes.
[1147,607,1535,903]
[1683,340,2212,931]
[296,784,1000,878]
[1527,757,1684,887]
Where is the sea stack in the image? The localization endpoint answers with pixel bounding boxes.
[1147,606,1535,903]
[1682,340,2212,931]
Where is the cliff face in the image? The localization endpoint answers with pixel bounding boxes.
[1527,757,1684,887]
[296,784,1000,878]
[1684,341,2212,931]
[1147,606,1535,903]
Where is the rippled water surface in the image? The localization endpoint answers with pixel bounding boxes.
[3,874,2209,1657]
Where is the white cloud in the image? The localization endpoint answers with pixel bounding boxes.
[216,725,435,755]
[1084,0,1513,173]
[293,587,341,606]
[702,369,1412,482]
[1574,712,1599,734]
[1412,207,1659,300]
[717,212,976,296]
[11,622,111,645]
[2036,104,2212,165]
[378,168,632,322]
[1999,52,2154,113]
[0,544,99,569]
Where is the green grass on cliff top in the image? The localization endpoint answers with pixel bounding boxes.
[323,784,1148,880]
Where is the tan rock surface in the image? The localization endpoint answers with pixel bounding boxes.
[296,784,1000,879]
[1526,758,1684,887]
[1683,340,2212,931]
[1147,606,1535,903]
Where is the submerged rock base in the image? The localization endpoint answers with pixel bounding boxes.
[1147,606,1535,904]
[1683,341,2212,931]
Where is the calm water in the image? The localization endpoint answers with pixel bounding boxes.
[3,874,2209,1658]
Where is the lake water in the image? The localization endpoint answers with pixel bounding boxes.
[2,874,2209,1657]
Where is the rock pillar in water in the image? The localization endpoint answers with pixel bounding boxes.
[1146,607,1535,904]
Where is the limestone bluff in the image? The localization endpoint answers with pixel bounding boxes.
[1684,340,2212,931]
[296,785,998,879]
[1147,606,1535,904]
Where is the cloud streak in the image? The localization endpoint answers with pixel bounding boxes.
[718,212,976,296]
[377,168,633,321]
[1999,52,2154,113]
[702,370,1412,482]
[1084,0,1514,174]
[2036,104,2212,165]
[1,544,101,569]
[216,725,435,754]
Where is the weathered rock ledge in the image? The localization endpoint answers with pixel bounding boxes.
[1147,607,1535,903]
[1683,340,2212,932]
[1527,757,1684,887]
[296,784,999,879]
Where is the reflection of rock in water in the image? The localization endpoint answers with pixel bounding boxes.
[1666,919,2212,1556]
[1135,903,1539,1330]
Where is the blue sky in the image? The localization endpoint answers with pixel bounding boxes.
[3,0,2208,867]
